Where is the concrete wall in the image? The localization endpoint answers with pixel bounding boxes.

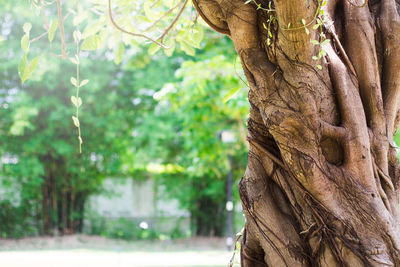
[85,178,190,235]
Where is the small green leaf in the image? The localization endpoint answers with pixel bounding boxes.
[81,34,101,50]
[316,64,322,70]
[223,86,242,103]
[164,38,175,57]
[301,19,306,25]
[48,19,58,42]
[311,39,319,45]
[312,56,318,60]
[82,22,103,39]
[148,43,161,55]
[114,42,125,64]
[321,39,331,45]
[79,79,89,87]
[312,24,319,30]
[305,28,310,35]
[71,96,78,106]
[21,34,29,52]
[77,97,82,107]
[18,53,27,80]
[72,116,80,127]
[23,23,32,34]
[245,0,252,4]
[70,77,78,87]
[21,56,39,83]
[73,30,82,43]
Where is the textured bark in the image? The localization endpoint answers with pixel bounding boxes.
[194,0,400,265]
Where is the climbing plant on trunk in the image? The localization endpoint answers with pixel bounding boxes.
[194,0,400,265]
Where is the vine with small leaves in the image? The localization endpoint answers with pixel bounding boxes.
[70,29,88,154]
[245,0,329,70]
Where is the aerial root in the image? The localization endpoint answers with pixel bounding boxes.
[373,162,392,212]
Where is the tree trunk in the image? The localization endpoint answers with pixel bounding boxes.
[194,0,400,265]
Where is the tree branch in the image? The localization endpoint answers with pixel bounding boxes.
[56,0,67,60]
[108,0,169,49]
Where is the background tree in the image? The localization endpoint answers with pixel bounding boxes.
[0,0,248,239]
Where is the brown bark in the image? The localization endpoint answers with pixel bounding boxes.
[194,0,400,265]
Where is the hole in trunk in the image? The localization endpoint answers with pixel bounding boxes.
[321,137,343,165]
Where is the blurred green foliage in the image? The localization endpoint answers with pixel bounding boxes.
[0,0,248,238]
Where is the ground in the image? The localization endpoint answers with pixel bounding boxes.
[0,235,234,267]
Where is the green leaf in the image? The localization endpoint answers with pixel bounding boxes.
[21,56,39,83]
[23,23,32,34]
[18,53,27,80]
[312,24,319,30]
[73,10,89,26]
[77,97,82,107]
[70,77,78,87]
[72,116,80,127]
[316,64,322,70]
[164,38,175,57]
[321,39,331,45]
[311,39,319,45]
[148,43,161,56]
[21,34,29,52]
[71,96,82,107]
[305,28,310,35]
[48,19,58,42]
[81,34,101,51]
[71,96,78,106]
[301,19,306,25]
[223,86,242,103]
[114,42,125,64]
[82,22,103,39]
[79,79,89,87]
[73,30,82,43]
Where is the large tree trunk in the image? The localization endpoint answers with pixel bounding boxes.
[194,0,400,265]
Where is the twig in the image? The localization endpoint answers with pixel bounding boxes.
[40,0,49,30]
[56,0,67,59]
[108,0,169,49]
[31,31,48,43]
[157,0,188,41]
[63,0,80,22]
[144,1,181,32]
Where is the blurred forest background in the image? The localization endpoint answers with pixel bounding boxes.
[0,0,250,242]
